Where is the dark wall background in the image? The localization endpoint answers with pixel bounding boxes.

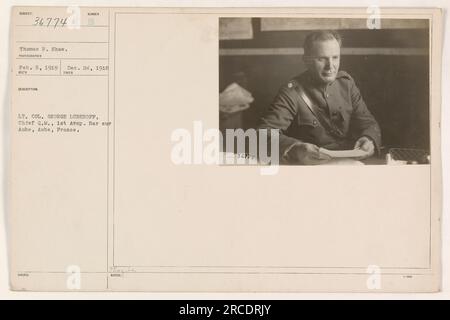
[219,18,430,150]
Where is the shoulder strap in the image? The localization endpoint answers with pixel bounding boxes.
[295,82,345,139]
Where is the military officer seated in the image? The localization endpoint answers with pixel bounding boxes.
[258,30,382,165]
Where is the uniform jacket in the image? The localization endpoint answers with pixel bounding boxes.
[258,70,382,159]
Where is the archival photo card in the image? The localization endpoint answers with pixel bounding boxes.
[8,6,442,292]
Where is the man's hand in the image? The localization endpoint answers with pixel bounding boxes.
[286,142,331,165]
[354,136,375,159]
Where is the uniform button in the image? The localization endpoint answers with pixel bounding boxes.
[326,93,330,98]
[287,82,293,88]
[312,120,318,126]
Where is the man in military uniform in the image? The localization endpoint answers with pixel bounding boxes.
[258,30,381,165]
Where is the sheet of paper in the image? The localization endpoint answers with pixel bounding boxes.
[8,6,442,292]
[319,148,369,159]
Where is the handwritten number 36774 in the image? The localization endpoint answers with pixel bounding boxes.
[33,17,68,28]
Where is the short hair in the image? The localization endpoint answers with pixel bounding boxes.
[303,30,342,57]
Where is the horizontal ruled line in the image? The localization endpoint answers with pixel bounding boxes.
[16,41,108,44]
[114,265,431,269]
[16,271,432,276]
[16,57,108,60]
[220,47,429,56]
[16,74,108,77]
[15,25,108,28]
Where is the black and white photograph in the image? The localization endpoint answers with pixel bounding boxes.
[219,17,430,165]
